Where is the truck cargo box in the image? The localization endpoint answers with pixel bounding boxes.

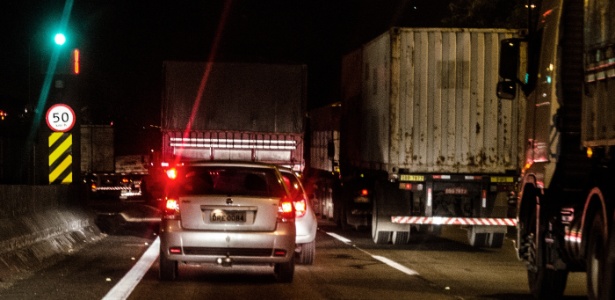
[161,62,307,170]
[342,28,523,175]
[81,125,114,173]
[162,62,306,133]
[306,103,341,173]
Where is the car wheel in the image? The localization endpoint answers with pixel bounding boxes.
[159,252,178,281]
[274,257,295,283]
[298,240,315,265]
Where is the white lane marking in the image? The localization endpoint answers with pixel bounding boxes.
[325,231,419,276]
[326,232,352,244]
[102,237,160,300]
[371,255,419,276]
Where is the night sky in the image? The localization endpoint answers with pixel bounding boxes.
[1,0,450,154]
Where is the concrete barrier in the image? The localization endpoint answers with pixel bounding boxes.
[0,184,104,289]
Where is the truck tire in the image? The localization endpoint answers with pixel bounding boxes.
[586,210,607,299]
[159,252,178,281]
[527,217,568,298]
[371,183,391,244]
[488,232,505,248]
[372,202,392,244]
[467,226,488,247]
[392,231,410,245]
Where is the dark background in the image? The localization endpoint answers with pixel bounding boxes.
[1,0,524,159]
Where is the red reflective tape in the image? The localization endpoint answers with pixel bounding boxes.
[391,216,517,226]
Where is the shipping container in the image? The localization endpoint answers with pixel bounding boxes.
[346,27,523,174]
[308,28,523,246]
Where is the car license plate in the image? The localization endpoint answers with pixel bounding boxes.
[210,210,247,222]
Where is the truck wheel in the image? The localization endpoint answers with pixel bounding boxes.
[587,211,607,299]
[371,184,391,244]
[392,231,410,245]
[159,252,178,281]
[467,227,487,247]
[527,222,568,298]
[488,232,505,248]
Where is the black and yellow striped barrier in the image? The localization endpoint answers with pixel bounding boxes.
[49,132,73,184]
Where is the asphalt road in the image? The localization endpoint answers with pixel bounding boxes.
[0,215,588,300]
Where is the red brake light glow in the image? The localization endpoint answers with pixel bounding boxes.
[166,199,179,210]
[278,197,295,222]
[166,168,178,180]
[294,198,307,218]
[163,198,180,219]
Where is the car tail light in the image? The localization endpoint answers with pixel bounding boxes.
[169,247,182,254]
[278,197,295,222]
[294,198,307,218]
[166,168,178,180]
[163,198,180,220]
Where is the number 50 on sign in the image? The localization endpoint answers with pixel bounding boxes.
[46,104,76,132]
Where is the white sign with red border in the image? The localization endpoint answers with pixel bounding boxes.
[46,104,76,132]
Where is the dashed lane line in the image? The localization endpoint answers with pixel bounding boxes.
[102,237,160,300]
[325,231,420,276]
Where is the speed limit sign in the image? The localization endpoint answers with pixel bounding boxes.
[46,104,76,132]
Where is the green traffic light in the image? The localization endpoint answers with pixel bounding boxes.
[54,33,66,46]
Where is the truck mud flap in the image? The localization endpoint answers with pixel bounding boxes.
[372,181,410,244]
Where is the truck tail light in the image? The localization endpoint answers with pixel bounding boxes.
[278,197,295,222]
[163,198,180,219]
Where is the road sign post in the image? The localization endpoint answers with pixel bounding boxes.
[46,104,75,184]
[46,103,75,132]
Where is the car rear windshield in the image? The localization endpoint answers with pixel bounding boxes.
[172,166,286,197]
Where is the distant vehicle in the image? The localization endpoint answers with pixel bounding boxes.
[147,61,307,204]
[278,167,317,265]
[158,161,296,282]
[81,125,149,201]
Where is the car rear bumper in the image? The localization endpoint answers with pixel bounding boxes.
[160,220,296,264]
[295,218,317,244]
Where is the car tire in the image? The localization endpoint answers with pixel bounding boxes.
[298,240,315,265]
[274,257,295,283]
[159,252,178,281]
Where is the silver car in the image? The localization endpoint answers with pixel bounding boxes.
[158,161,296,282]
[278,168,317,265]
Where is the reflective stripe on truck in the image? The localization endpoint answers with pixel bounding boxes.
[391,216,517,226]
